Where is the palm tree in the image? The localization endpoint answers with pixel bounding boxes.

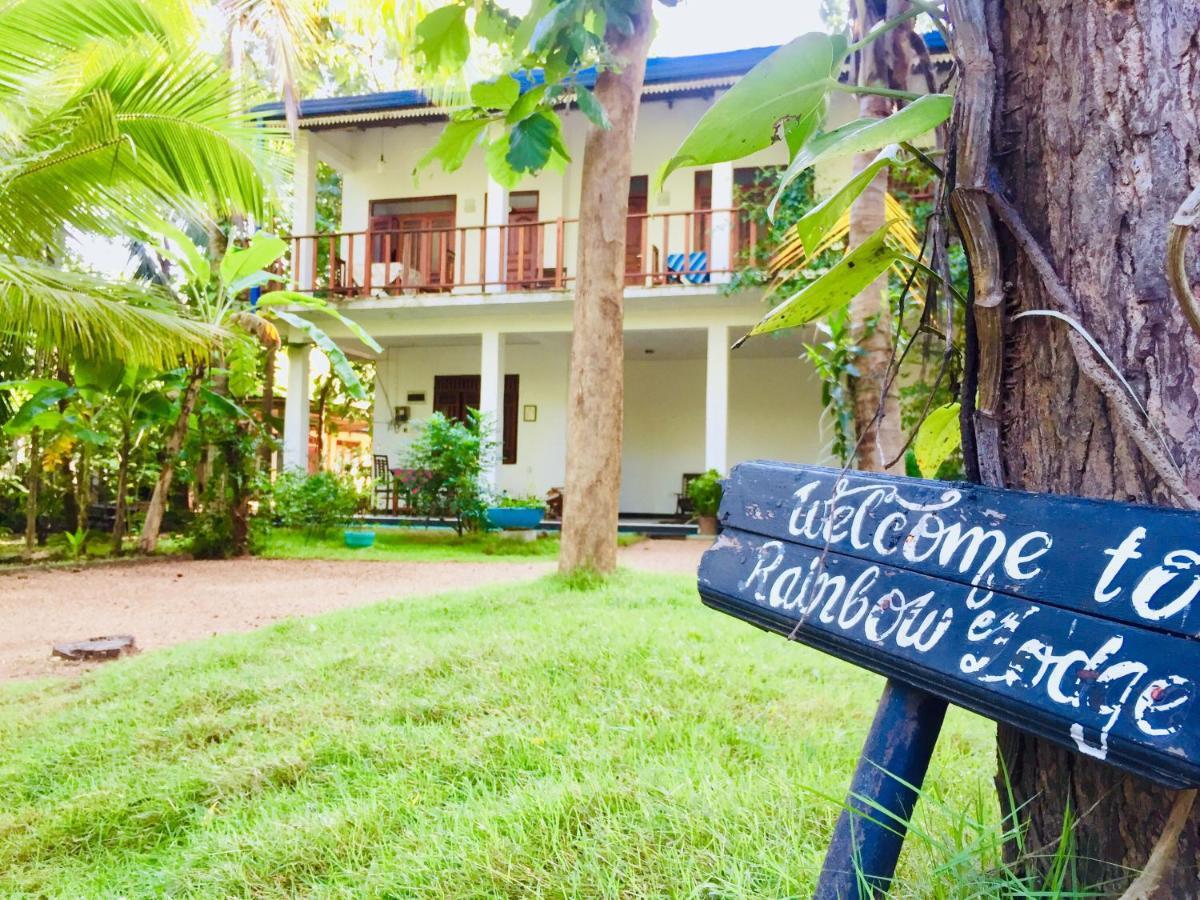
[0,0,280,367]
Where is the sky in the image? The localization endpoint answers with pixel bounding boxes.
[648,0,825,56]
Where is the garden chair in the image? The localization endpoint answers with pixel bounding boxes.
[372,454,393,513]
[675,472,702,518]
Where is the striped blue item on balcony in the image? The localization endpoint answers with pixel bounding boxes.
[665,251,710,284]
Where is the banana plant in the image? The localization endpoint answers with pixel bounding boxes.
[138,231,381,552]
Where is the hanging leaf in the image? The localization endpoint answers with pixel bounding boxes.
[506,110,569,173]
[200,388,252,421]
[4,383,77,434]
[788,145,902,251]
[771,94,953,213]
[415,5,471,72]
[574,84,610,129]
[417,116,489,174]
[219,233,287,291]
[737,221,902,343]
[660,32,845,184]
[505,83,548,125]
[485,134,522,188]
[913,402,963,477]
[470,75,520,111]
[270,309,369,402]
[257,291,381,353]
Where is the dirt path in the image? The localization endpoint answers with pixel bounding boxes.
[0,539,710,680]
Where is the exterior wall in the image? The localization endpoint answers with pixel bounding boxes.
[315,92,792,291]
[372,339,569,499]
[372,333,832,514]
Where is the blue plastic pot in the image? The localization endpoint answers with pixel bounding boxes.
[486,507,544,530]
[343,529,376,548]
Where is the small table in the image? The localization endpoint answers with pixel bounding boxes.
[389,467,434,514]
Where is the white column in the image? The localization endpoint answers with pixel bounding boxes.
[283,343,311,472]
[484,175,509,292]
[294,131,318,290]
[709,162,735,284]
[705,324,729,474]
[479,330,506,486]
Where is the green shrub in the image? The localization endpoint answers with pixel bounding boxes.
[187,504,266,559]
[403,411,496,535]
[687,469,723,517]
[269,471,362,535]
[494,493,545,510]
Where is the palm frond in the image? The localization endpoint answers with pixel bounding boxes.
[0,0,166,97]
[766,192,923,302]
[0,256,220,365]
[0,48,283,250]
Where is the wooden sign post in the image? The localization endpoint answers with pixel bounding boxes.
[698,461,1200,897]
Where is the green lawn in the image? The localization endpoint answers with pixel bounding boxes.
[260,526,565,562]
[0,571,999,897]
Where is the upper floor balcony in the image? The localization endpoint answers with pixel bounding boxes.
[288,203,767,299]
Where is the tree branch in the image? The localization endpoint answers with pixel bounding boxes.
[989,190,1200,511]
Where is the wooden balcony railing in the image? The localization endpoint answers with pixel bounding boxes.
[287,208,757,298]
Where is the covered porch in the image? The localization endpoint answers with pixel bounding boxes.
[279,301,830,515]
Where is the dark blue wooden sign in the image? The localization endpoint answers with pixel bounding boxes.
[697,461,1200,894]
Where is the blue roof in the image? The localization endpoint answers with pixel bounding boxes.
[256,35,947,123]
[256,45,780,122]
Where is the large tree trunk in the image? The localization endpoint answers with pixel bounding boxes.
[139,365,204,553]
[975,2,1200,891]
[847,0,910,473]
[557,0,653,575]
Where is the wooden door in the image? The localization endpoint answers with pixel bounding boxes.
[399,212,455,288]
[432,374,519,464]
[506,191,541,288]
[625,175,648,283]
[694,170,713,256]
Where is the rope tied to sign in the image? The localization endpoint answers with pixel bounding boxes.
[1167,184,1200,343]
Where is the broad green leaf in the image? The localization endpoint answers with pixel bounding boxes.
[219,233,287,289]
[506,110,567,173]
[4,384,76,434]
[738,221,902,341]
[418,117,489,174]
[789,145,901,252]
[73,358,125,391]
[505,83,547,125]
[415,5,471,72]
[474,1,518,44]
[470,75,520,111]
[575,85,610,129]
[783,102,823,160]
[270,309,368,402]
[485,134,522,188]
[529,0,582,51]
[661,32,844,184]
[512,0,554,54]
[201,387,252,421]
[772,94,952,211]
[913,402,962,477]
[257,291,381,354]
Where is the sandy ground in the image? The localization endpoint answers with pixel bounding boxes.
[0,538,710,680]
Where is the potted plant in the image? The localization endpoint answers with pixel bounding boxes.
[688,469,723,535]
[486,493,546,530]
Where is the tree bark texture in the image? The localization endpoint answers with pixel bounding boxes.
[848,0,910,473]
[558,0,653,575]
[983,1,1200,892]
[139,365,204,553]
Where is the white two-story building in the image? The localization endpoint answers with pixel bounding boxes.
[264,46,852,516]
